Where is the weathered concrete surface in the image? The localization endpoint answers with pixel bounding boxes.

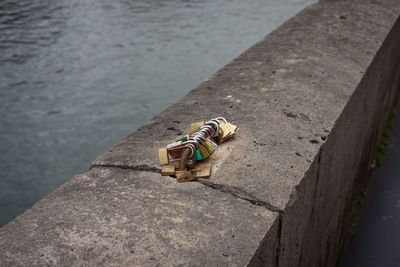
[89,0,400,266]
[1,0,400,266]
[276,3,400,267]
[91,0,400,210]
[0,167,278,266]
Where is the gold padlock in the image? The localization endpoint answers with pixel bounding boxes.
[161,165,175,176]
[218,122,237,142]
[189,121,205,135]
[176,170,195,182]
[198,145,210,159]
[219,123,231,140]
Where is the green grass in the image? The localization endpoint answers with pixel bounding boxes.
[357,185,368,208]
[373,108,396,167]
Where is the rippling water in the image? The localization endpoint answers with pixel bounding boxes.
[0,0,315,226]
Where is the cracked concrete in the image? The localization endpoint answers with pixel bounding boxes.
[0,167,279,266]
[197,179,282,214]
[91,0,400,213]
[1,0,400,266]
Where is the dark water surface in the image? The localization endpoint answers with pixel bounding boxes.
[337,108,400,266]
[0,0,315,226]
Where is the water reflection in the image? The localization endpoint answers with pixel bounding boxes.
[0,0,315,226]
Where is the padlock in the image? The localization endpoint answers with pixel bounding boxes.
[189,121,205,135]
[199,166,212,178]
[204,139,218,155]
[225,122,237,138]
[218,122,237,142]
[176,170,195,182]
[158,117,236,181]
[185,152,197,169]
[191,166,211,178]
[167,140,182,149]
[161,165,175,176]
[167,145,186,160]
[158,147,169,165]
[219,123,231,140]
[195,149,202,161]
[198,145,210,159]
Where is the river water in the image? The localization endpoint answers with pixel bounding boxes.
[0,0,315,226]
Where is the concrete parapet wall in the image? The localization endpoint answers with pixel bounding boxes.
[1,0,400,266]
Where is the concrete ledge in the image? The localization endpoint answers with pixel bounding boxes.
[0,167,278,266]
[1,0,400,266]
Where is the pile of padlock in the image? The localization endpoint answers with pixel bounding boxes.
[158,117,237,182]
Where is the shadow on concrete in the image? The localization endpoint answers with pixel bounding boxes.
[337,107,400,267]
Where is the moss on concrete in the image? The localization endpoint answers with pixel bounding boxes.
[373,108,397,167]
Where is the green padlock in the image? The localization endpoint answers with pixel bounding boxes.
[195,149,202,161]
